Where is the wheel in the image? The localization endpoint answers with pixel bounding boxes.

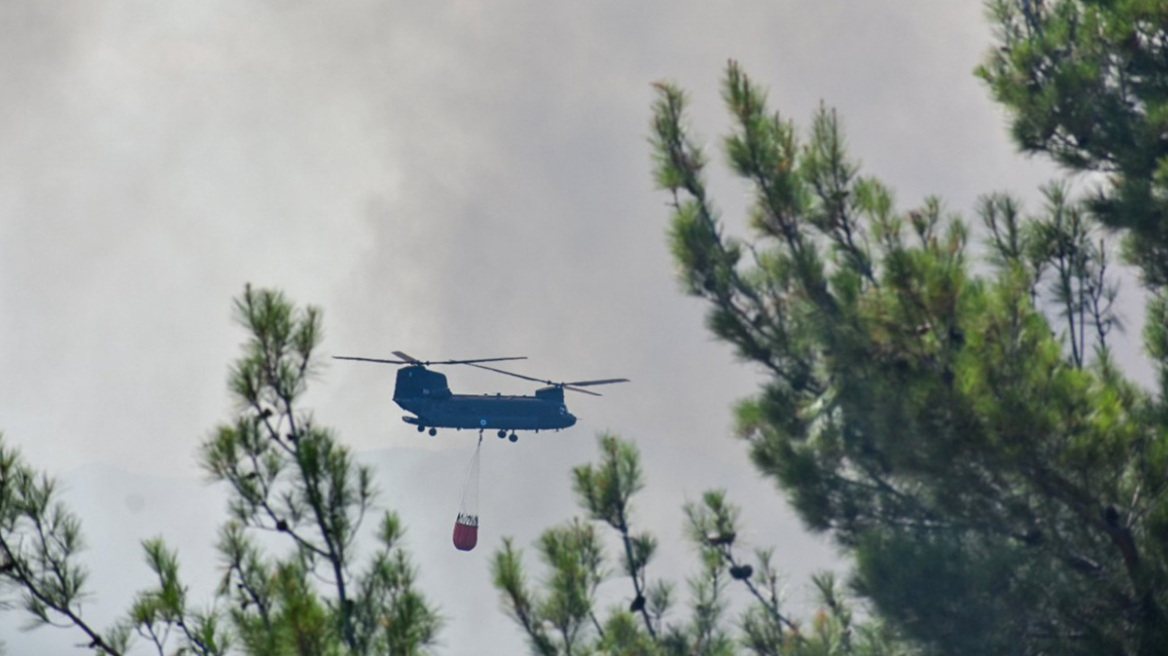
[508,433,518,443]
[416,425,425,433]
[428,427,437,437]
[497,429,507,439]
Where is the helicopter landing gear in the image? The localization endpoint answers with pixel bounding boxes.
[508,433,518,443]
[417,424,425,433]
[428,427,437,437]
[497,429,507,439]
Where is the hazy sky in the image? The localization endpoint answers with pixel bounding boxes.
[0,1,1146,654]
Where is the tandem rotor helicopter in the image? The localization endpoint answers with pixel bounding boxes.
[333,351,628,442]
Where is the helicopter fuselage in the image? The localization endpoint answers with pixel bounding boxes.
[392,365,577,432]
[397,393,577,431]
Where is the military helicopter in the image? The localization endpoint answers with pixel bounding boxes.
[333,351,628,442]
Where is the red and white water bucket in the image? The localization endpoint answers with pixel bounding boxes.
[453,512,478,551]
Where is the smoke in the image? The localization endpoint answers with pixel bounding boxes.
[1,2,1125,655]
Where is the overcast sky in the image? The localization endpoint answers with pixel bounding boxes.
[0,2,1150,655]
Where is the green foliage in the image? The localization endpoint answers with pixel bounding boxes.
[0,435,129,654]
[0,286,441,655]
[128,538,229,655]
[651,61,1168,655]
[492,434,909,656]
[979,0,1168,288]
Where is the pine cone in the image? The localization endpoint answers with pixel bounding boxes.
[729,564,753,580]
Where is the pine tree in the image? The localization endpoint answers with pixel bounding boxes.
[979,0,1168,289]
[0,286,441,655]
[649,62,1168,656]
[492,433,908,656]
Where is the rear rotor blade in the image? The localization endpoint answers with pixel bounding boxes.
[470,364,626,396]
[468,363,551,384]
[560,379,629,396]
[563,378,630,387]
[563,385,603,397]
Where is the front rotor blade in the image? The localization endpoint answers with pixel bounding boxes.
[563,385,603,397]
[438,356,528,365]
[333,356,410,365]
[392,350,420,362]
[563,378,630,387]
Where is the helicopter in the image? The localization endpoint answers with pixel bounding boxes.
[333,351,628,442]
